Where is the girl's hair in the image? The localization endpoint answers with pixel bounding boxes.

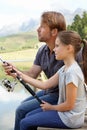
[82,39,87,84]
[41,11,66,31]
[58,30,87,84]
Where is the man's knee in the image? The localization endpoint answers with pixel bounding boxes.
[15,104,23,117]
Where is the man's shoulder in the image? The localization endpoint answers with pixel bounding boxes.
[76,48,82,60]
[38,44,47,52]
[39,44,47,49]
[76,48,82,67]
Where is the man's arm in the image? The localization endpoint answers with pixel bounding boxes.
[23,64,42,78]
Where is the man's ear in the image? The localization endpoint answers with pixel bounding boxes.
[51,28,58,36]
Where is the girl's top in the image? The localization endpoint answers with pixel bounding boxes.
[58,61,87,128]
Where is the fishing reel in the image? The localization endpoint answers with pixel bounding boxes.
[2,78,17,92]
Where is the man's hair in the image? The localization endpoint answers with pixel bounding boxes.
[41,11,66,31]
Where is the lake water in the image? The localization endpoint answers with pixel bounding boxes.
[0,84,29,130]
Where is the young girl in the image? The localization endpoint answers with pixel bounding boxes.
[4,31,87,129]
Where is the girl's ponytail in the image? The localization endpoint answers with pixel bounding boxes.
[82,39,87,84]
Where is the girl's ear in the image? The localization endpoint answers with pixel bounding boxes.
[67,44,74,53]
[51,28,58,36]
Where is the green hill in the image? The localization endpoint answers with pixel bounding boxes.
[0,31,38,53]
[0,31,40,80]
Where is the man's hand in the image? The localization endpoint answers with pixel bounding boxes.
[2,62,14,75]
[2,62,19,78]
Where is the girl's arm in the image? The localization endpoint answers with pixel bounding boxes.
[20,71,59,90]
[41,83,77,111]
[2,63,59,90]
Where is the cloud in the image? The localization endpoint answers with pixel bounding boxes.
[49,0,87,11]
[0,0,87,28]
[2,0,51,12]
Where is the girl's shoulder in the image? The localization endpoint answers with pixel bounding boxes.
[66,61,84,82]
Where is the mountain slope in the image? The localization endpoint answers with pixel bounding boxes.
[0,31,38,53]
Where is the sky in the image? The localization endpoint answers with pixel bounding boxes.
[0,0,87,29]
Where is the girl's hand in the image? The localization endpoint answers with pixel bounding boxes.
[40,100,53,111]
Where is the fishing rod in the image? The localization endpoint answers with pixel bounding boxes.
[0,57,42,104]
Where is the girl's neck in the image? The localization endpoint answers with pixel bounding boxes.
[64,57,75,71]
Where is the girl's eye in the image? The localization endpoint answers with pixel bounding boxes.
[55,44,59,47]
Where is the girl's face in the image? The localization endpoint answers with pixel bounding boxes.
[54,37,69,60]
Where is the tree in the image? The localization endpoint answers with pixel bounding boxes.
[67,11,87,39]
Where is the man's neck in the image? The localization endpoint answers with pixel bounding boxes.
[47,42,55,54]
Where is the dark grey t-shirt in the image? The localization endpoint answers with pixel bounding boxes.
[34,45,64,94]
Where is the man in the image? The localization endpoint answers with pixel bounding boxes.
[3,11,66,130]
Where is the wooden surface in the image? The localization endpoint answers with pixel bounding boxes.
[38,110,87,130]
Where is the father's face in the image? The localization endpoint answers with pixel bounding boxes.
[37,22,52,43]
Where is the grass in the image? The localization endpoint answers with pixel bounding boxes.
[0,31,38,53]
[0,31,46,81]
[0,49,37,60]
[0,49,38,80]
